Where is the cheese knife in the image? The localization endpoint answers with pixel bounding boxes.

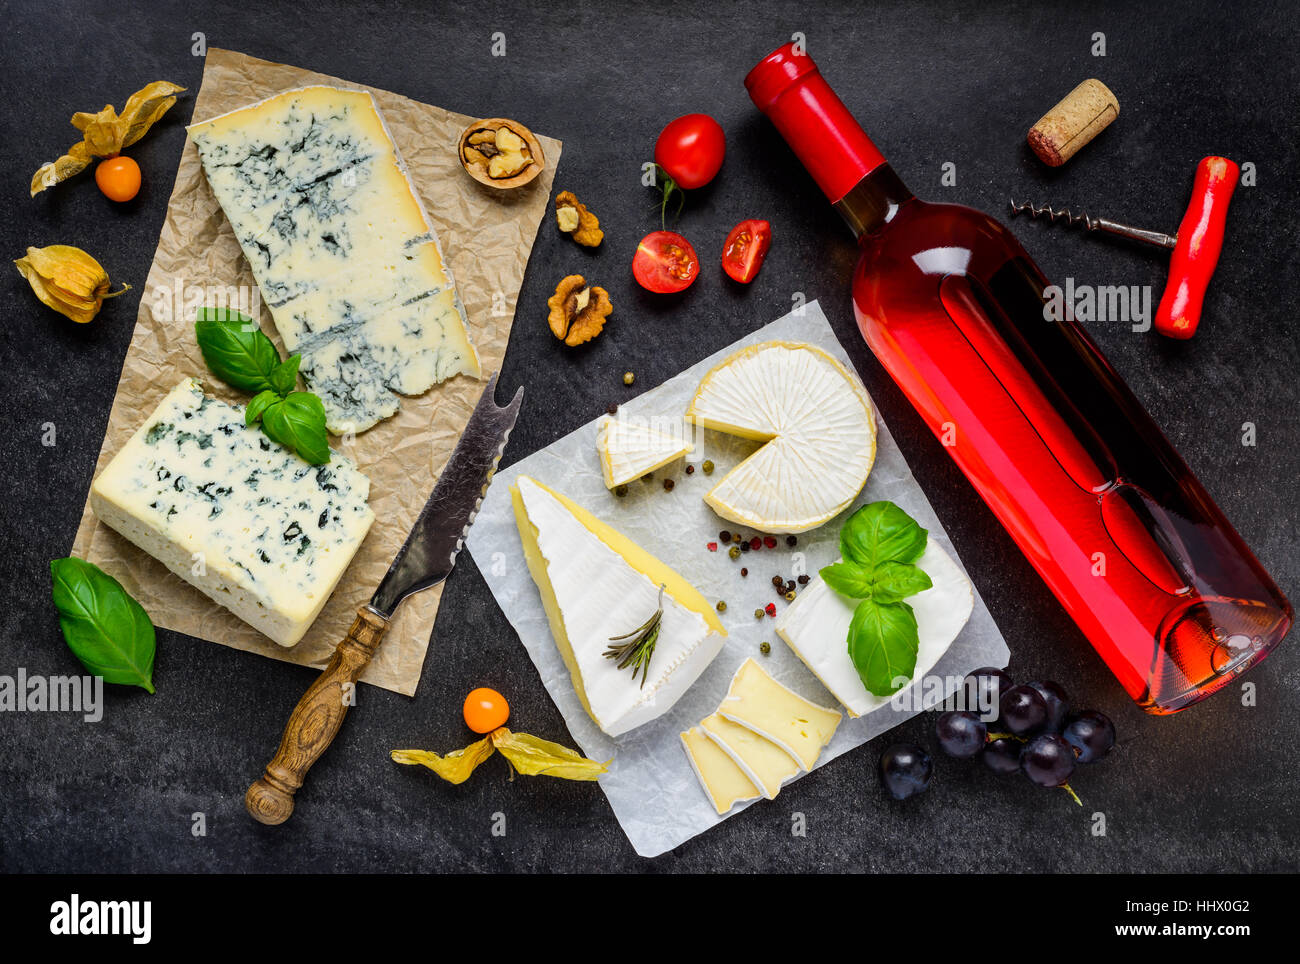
[245,373,523,825]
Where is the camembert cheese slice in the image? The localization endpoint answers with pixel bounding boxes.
[700,712,801,799]
[718,659,841,770]
[511,476,727,737]
[596,415,693,489]
[774,540,974,717]
[685,341,876,533]
[89,379,374,646]
[681,726,761,815]
[188,86,480,435]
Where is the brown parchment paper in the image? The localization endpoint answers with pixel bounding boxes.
[69,48,560,696]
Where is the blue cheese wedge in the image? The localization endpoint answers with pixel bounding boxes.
[89,379,375,647]
[774,541,974,717]
[188,86,480,434]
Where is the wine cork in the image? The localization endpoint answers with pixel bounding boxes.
[1027,79,1119,167]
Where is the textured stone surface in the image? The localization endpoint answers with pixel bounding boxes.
[2,0,1296,872]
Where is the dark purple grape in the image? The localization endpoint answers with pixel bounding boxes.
[1000,684,1048,735]
[1027,680,1069,732]
[878,743,933,800]
[982,737,1023,774]
[935,710,987,759]
[1062,710,1116,763]
[964,666,1011,723]
[1021,733,1077,788]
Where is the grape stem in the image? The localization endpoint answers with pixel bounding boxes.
[1061,783,1082,806]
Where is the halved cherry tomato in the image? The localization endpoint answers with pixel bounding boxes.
[633,231,700,294]
[722,219,772,284]
[95,156,141,202]
[654,114,726,190]
[463,687,510,733]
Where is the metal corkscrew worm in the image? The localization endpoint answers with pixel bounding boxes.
[1009,199,1178,249]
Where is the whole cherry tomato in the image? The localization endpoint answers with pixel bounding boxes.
[654,114,725,190]
[721,219,772,284]
[463,687,510,733]
[95,156,142,202]
[633,231,700,294]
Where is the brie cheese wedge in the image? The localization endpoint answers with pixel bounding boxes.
[511,475,727,737]
[685,341,876,533]
[774,540,975,717]
[717,658,841,769]
[681,726,762,815]
[700,712,801,799]
[596,415,693,489]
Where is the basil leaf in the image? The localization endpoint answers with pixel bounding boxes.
[269,354,301,396]
[840,501,928,568]
[819,558,933,604]
[819,561,877,600]
[262,392,331,464]
[869,561,934,604]
[194,309,282,394]
[245,389,279,426]
[49,557,156,693]
[847,599,919,697]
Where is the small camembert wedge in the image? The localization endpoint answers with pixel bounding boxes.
[699,712,801,799]
[681,726,762,815]
[717,658,841,770]
[685,341,876,533]
[596,414,693,489]
[775,540,975,717]
[89,378,375,646]
[511,475,727,737]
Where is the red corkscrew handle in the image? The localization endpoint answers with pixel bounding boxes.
[1154,156,1239,339]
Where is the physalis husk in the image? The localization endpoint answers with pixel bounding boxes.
[15,245,130,324]
[31,81,186,196]
[391,737,496,785]
[391,727,608,784]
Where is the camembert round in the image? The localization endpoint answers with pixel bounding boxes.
[685,341,877,533]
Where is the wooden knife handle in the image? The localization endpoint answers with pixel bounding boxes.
[245,606,389,825]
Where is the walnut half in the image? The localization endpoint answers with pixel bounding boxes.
[554,190,603,247]
[547,275,613,347]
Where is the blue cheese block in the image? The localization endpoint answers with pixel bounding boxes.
[188,86,481,435]
[89,379,375,647]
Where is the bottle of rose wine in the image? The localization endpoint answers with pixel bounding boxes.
[746,43,1290,712]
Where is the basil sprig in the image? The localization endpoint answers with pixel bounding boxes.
[193,308,330,464]
[50,557,157,693]
[820,502,934,697]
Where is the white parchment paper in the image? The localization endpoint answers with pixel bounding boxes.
[467,302,1010,857]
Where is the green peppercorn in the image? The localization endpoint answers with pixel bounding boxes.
[754,608,765,619]
[716,600,727,613]
[623,371,635,385]
[759,641,771,655]
[729,545,741,560]
[702,459,714,475]
[784,590,796,602]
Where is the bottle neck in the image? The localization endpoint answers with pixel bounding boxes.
[834,164,915,239]
[746,43,913,237]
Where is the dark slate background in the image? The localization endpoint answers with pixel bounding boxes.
[2,0,1297,873]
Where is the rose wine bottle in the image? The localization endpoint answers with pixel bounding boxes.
[746,43,1291,712]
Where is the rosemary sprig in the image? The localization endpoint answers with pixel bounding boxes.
[604,586,665,688]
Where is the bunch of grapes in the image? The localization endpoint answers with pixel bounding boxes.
[878,667,1116,803]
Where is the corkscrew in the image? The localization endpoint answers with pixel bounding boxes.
[1010,156,1239,339]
